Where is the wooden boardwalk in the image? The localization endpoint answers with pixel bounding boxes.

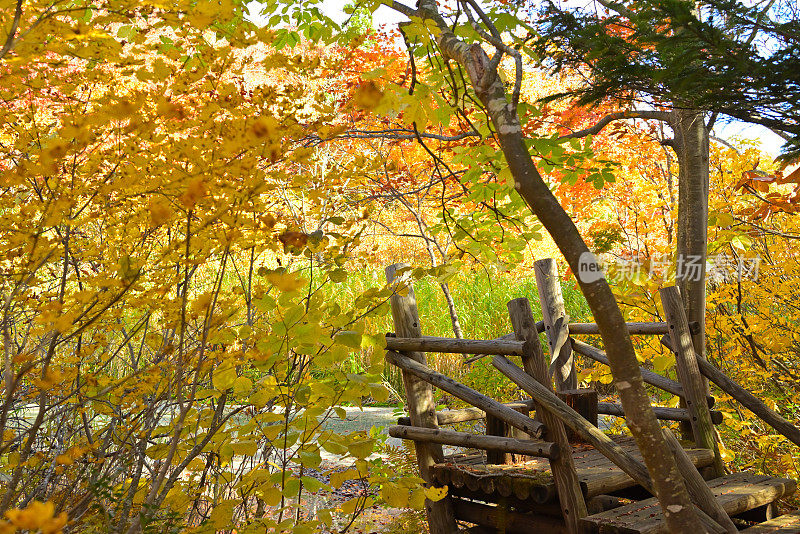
[431,436,715,503]
[383,260,800,534]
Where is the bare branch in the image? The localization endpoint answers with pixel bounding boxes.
[301,128,480,146]
[0,0,23,62]
[709,135,741,154]
[557,110,669,140]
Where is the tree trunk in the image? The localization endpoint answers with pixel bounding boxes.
[402,2,705,530]
[671,108,710,359]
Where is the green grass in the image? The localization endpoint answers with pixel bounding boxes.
[331,266,593,402]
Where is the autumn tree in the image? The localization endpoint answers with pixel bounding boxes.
[532,0,800,358]
[273,0,712,529]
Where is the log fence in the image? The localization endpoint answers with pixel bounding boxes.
[382,259,800,534]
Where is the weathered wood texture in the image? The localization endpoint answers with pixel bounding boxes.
[399,399,722,426]
[507,298,587,534]
[535,258,576,391]
[430,435,714,502]
[396,399,537,426]
[694,356,800,448]
[386,336,524,356]
[385,264,456,534]
[662,428,737,534]
[581,472,797,534]
[385,350,545,438]
[741,510,800,532]
[451,498,568,534]
[485,412,512,465]
[557,388,598,441]
[661,286,724,477]
[492,355,654,493]
[598,402,723,424]
[571,338,716,407]
[388,425,559,459]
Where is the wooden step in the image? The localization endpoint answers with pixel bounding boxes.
[741,510,800,533]
[581,472,797,534]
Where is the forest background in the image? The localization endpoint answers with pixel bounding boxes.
[1,0,799,532]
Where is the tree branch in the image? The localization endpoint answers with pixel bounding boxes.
[0,0,23,62]
[557,110,669,140]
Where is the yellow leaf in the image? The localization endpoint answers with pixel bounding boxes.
[212,363,237,391]
[347,439,374,459]
[381,482,409,507]
[424,485,448,502]
[330,468,359,489]
[265,271,305,292]
[232,376,253,396]
[259,485,282,506]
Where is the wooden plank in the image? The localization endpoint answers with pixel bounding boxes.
[535,258,577,391]
[385,350,545,438]
[431,436,715,501]
[388,425,559,459]
[385,264,456,534]
[451,498,568,534]
[598,402,723,425]
[386,336,525,356]
[662,428,737,534]
[741,510,800,533]
[508,297,587,534]
[581,472,797,534]
[661,286,724,477]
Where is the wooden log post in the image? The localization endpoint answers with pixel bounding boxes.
[535,258,577,391]
[662,428,738,534]
[486,404,532,465]
[507,298,587,534]
[492,354,729,534]
[661,286,725,477]
[557,389,598,442]
[485,413,510,465]
[385,264,457,534]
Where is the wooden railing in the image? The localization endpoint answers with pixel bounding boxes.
[383,259,800,534]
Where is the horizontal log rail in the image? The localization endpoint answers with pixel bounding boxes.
[385,350,545,438]
[386,336,524,356]
[571,339,716,407]
[397,399,723,427]
[397,399,537,426]
[388,425,559,459]
[598,402,723,425]
[695,356,800,447]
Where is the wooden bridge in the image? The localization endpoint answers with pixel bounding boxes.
[382,259,800,533]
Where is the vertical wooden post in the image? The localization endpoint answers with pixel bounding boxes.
[557,389,598,442]
[486,406,531,464]
[660,286,724,477]
[485,414,510,465]
[535,258,577,391]
[508,298,587,534]
[386,264,457,534]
